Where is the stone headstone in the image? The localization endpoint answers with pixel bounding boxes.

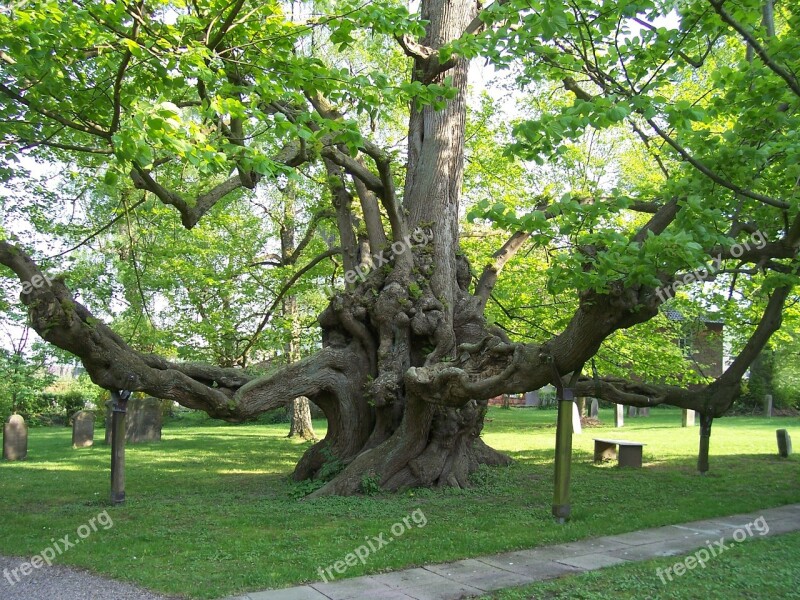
[638,407,650,417]
[764,394,773,418]
[105,397,163,444]
[627,406,637,418]
[126,397,162,444]
[3,415,27,461]
[777,429,792,458]
[614,404,624,427]
[590,398,599,418]
[524,391,540,407]
[72,410,95,448]
[682,409,695,427]
[571,402,582,435]
[577,397,586,417]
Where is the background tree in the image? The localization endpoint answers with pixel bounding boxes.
[0,317,55,419]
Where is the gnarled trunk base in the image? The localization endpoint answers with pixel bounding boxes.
[300,397,510,497]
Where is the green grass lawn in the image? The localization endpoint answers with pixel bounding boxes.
[482,531,800,599]
[0,408,797,599]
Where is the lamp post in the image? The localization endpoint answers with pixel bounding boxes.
[110,388,132,505]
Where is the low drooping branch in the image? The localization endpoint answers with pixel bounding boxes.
[408,258,793,418]
[233,343,365,415]
[573,287,791,416]
[0,239,344,421]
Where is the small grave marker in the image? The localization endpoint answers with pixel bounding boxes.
[3,415,27,461]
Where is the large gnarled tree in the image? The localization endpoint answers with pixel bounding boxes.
[0,0,798,494]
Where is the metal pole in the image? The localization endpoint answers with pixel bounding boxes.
[552,388,574,523]
[110,389,131,505]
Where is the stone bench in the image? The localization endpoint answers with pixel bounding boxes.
[593,438,646,468]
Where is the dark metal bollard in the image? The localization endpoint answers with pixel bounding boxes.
[697,414,713,475]
[553,387,575,523]
[110,388,132,505]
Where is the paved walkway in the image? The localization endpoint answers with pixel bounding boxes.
[223,503,800,600]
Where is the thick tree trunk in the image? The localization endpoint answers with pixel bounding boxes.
[287,0,516,495]
[404,0,474,349]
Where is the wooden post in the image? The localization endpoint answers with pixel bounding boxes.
[697,414,713,475]
[110,389,131,505]
[552,388,574,523]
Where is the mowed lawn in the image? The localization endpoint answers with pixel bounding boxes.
[0,408,797,599]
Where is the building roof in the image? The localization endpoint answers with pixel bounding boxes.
[662,308,724,325]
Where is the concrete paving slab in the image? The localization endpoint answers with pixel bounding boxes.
[337,591,414,600]
[607,535,714,561]
[403,580,484,600]
[474,549,551,569]
[671,523,726,535]
[310,576,392,600]
[702,519,759,533]
[371,568,452,590]
[476,555,584,579]
[533,537,630,558]
[424,559,536,591]
[554,553,631,570]
[424,558,506,579]
[610,525,707,546]
[683,519,742,534]
[762,518,800,536]
[248,587,330,600]
[443,569,537,592]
